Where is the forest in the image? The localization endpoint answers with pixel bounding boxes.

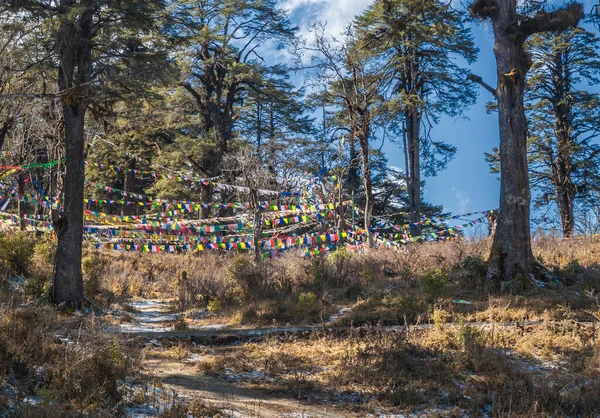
[1,0,600,417]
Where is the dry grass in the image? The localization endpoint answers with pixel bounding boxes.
[0,306,141,416]
[194,322,600,416]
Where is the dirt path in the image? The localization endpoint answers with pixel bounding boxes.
[143,358,358,418]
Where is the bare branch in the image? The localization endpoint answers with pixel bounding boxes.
[467,73,497,99]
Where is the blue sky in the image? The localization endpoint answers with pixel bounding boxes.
[276,0,600,221]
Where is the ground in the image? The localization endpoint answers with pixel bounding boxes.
[3,236,600,417]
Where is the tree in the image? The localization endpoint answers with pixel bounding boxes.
[4,0,170,306]
[468,0,583,281]
[238,64,313,183]
[167,0,296,217]
[302,25,383,247]
[526,26,600,238]
[355,0,478,235]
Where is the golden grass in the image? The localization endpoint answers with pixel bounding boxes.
[194,322,600,416]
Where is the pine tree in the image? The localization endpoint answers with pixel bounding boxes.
[167,0,296,217]
[469,0,583,281]
[526,26,600,238]
[355,0,478,235]
[238,64,314,184]
[4,0,170,306]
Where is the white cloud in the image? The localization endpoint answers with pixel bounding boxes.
[278,0,373,40]
[452,187,470,213]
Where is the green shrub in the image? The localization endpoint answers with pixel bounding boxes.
[328,247,354,284]
[418,269,448,301]
[297,292,317,312]
[566,260,583,275]
[207,298,222,313]
[0,232,36,276]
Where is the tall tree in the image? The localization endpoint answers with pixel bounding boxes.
[302,25,383,247]
[238,64,313,182]
[468,0,583,281]
[526,26,600,238]
[355,0,478,235]
[168,0,296,217]
[4,0,169,305]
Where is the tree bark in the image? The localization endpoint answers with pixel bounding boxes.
[0,119,13,151]
[487,25,534,281]
[357,116,374,248]
[52,3,94,306]
[469,0,584,281]
[53,102,86,305]
[406,108,421,237]
[551,52,576,238]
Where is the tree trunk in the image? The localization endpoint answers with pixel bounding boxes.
[200,183,212,219]
[556,182,575,237]
[487,15,534,281]
[53,102,86,306]
[52,5,93,306]
[357,118,374,248]
[123,158,135,216]
[17,172,25,231]
[552,54,576,238]
[406,108,421,237]
[0,119,13,151]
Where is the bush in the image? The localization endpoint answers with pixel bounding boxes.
[297,292,317,312]
[82,253,106,297]
[0,306,137,412]
[207,299,222,313]
[227,255,263,302]
[458,255,487,280]
[0,232,36,276]
[419,269,448,301]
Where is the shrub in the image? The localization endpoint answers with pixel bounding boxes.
[297,292,317,312]
[227,255,263,302]
[458,255,487,280]
[566,260,583,275]
[418,269,448,301]
[0,232,36,276]
[207,299,222,313]
[82,253,106,297]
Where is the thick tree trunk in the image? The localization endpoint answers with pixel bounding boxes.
[406,109,421,237]
[469,0,583,283]
[52,5,93,306]
[487,18,534,281]
[53,103,86,305]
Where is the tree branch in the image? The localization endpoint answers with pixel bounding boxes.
[468,73,497,99]
[179,82,203,106]
[515,3,584,40]
[468,0,499,19]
